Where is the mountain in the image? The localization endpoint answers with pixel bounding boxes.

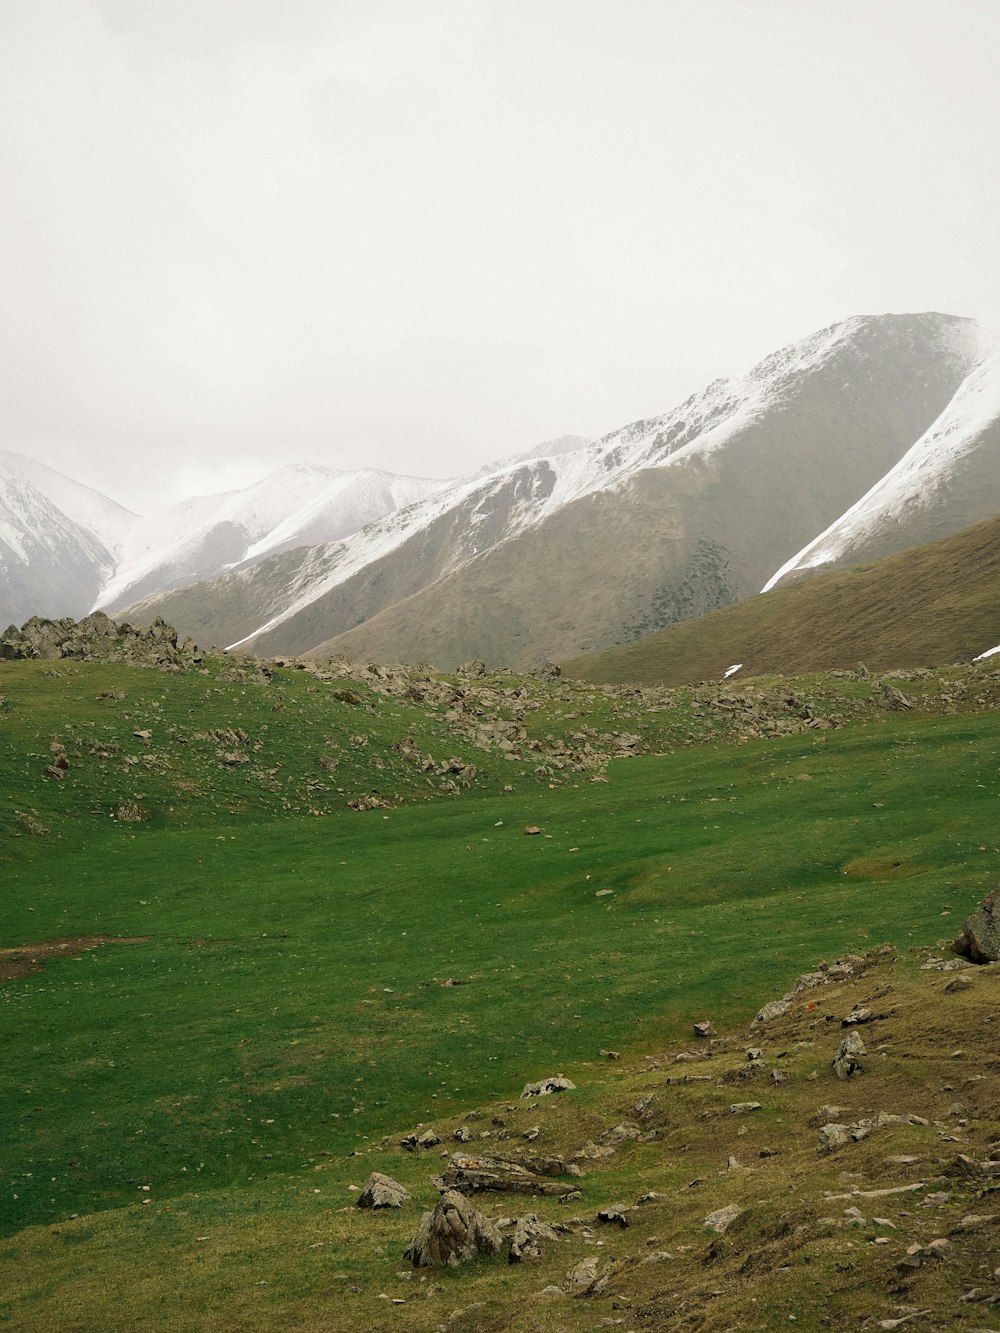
[122,311,982,667]
[764,322,1000,590]
[472,433,593,476]
[0,451,136,626]
[98,464,446,611]
[563,511,1000,686]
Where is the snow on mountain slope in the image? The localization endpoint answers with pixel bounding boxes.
[763,320,1000,591]
[0,452,137,625]
[212,311,977,658]
[0,450,137,559]
[98,464,446,611]
[472,434,593,477]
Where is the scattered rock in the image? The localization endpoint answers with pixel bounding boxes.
[404,1190,502,1268]
[841,1007,873,1026]
[357,1173,411,1209]
[693,1020,717,1039]
[897,1237,951,1271]
[730,1101,762,1114]
[400,1128,441,1151]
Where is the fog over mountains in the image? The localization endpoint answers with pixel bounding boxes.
[4,312,999,669]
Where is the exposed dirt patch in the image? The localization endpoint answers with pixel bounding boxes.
[0,936,148,984]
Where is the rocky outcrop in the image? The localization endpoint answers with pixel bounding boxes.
[438,1152,572,1198]
[404,1190,502,1268]
[0,612,203,671]
[952,891,1000,963]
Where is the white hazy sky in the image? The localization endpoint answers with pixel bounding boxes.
[2,0,999,512]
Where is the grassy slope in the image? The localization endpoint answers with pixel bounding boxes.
[563,512,1000,687]
[3,655,1000,1328]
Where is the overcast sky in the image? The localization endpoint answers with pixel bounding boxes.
[2,0,999,511]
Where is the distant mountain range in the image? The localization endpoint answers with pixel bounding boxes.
[4,311,999,673]
[0,457,446,629]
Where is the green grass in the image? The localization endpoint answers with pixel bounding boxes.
[5,652,1000,1329]
[3,693,998,1237]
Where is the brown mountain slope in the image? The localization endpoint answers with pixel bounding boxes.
[562,511,1000,686]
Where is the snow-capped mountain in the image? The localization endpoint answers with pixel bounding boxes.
[0,451,136,627]
[123,312,981,667]
[97,464,446,611]
[763,321,1000,590]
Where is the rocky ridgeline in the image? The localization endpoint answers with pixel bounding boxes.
[0,612,203,670]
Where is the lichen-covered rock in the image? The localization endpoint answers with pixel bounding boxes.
[404,1190,502,1268]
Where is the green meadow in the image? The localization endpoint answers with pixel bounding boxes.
[3,656,997,1252]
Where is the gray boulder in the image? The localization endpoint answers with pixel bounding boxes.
[520,1074,575,1099]
[953,891,1000,963]
[404,1190,502,1268]
[833,1031,866,1079]
[356,1172,410,1209]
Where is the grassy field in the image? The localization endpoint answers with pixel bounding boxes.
[3,655,1000,1327]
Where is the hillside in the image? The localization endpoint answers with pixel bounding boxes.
[124,313,978,667]
[563,512,1000,687]
[3,629,1000,1328]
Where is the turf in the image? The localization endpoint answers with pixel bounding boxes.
[3,654,1000,1328]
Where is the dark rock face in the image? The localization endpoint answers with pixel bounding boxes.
[404,1190,502,1268]
[953,891,1000,964]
